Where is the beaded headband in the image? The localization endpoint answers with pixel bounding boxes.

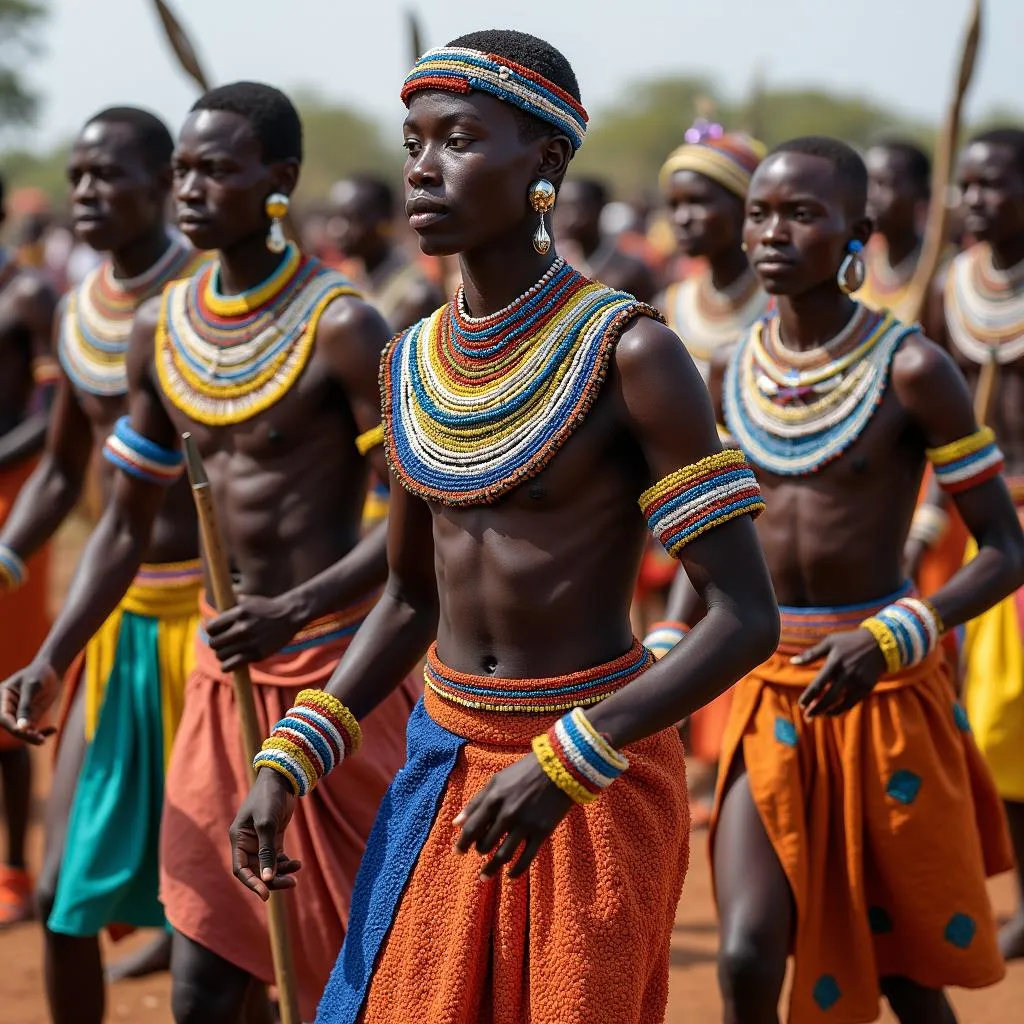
[659,131,766,199]
[401,46,589,151]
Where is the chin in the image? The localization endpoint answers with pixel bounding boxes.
[74,224,116,252]
[415,233,461,258]
[178,224,222,252]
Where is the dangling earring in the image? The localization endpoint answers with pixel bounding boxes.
[265,193,290,254]
[528,179,556,255]
[837,239,865,294]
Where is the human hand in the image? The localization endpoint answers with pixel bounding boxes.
[794,628,888,719]
[454,754,574,879]
[229,768,302,902]
[207,595,301,672]
[0,662,59,744]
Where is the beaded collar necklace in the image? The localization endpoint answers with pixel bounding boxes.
[863,236,919,295]
[724,303,916,475]
[668,265,770,374]
[58,235,200,397]
[945,243,1024,366]
[382,258,659,506]
[156,242,360,425]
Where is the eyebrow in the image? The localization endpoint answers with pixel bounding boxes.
[403,110,488,132]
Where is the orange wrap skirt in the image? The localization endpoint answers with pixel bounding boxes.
[316,643,689,1024]
[711,639,1012,1024]
[0,455,50,751]
[160,594,420,1022]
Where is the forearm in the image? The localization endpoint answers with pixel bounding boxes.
[591,597,778,749]
[36,508,149,675]
[281,521,389,628]
[323,585,438,720]
[0,414,49,470]
[0,454,84,560]
[661,564,708,627]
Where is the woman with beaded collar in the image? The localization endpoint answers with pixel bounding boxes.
[229,27,779,1024]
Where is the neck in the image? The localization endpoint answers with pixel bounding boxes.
[775,284,859,351]
[459,235,558,317]
[216,233,292,295]
[109,224,173,281]
[707,245,752,292]
[987,234,1024,273]
[879,226,920,268]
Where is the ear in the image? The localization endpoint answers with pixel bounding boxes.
[537,135,574,190]
[850,215,873,248]
[269,158,301,199]
[153,164,174,203]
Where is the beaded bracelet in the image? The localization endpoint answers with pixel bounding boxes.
[908,504,949,549]
[0,544,28,592]
[643,620,689,660]
[252,688,362,796]
[355,424,385,456]
[860,597,943,675]
[532,707,629,805]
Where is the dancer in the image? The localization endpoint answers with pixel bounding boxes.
[0,107,205,1022]
[707,135,1021,1024]
[230,30,778,1024]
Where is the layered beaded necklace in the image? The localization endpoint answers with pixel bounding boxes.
[156,243,360,426]
[666,265,770,380]
[945,243,1024,365]
[58,235,201,397]
[382,258,656,505]
[858,235,920,311]
[724,303,916,475]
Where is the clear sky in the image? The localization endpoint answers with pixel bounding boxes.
[11,0,1022,152]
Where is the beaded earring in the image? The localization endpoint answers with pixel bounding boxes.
[265,193,290,254]
[528,179,556,255]
[838,239,865,294]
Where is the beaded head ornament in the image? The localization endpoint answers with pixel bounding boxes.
[659,123,766,199]
[401,46,589,151]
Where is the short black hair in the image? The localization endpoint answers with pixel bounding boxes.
[967,127,1024,178]
[869,138,931,194]
[191,81,302,164]
[85,106,174,171]
[343,175,395,220]
[564,177,608,208]
[447,29,581,144]
[768,135,868,216]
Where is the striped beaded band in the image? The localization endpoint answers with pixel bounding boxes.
[643,620,689,660]
[639,450,765,558]
[102,416,184,487]
[861,597,942,675]
[425,639,652,714]
[253,688,362,796]
[532,707,630,805]
[355,424,384,456]
[402,47,589,151]
[32,357,60,387]
[659,133,765,198]
[0,544,28,591]
[926,427,1004,494]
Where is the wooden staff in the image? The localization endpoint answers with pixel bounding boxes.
[181,433,301,1024]
[897,0,983,326]
[151,0,212,92]
[974,350,999,425]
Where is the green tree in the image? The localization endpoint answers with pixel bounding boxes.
[0,0,46,130]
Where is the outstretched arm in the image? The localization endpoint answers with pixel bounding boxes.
[0,299,178,739]
[206,296,396,669]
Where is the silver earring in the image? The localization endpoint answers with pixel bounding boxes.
[838,240,865,294]
[265,193,290,254]
[528,179,556,255]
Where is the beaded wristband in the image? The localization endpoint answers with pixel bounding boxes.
[861,597,942,675]
[908,504,949,548]
[0,544,28,592]
[355,424,385,456]
[252,688,362,796]
[926,427,1004,494]
[643,620,689,660]
[532,707,630,805]
[102,416,185,487]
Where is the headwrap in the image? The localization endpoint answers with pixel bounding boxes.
[401,46,589,151]
[659,121,766,199]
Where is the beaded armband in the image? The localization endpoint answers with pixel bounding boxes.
[355,424,385,456]
[0,545,28,592]
[252,688,362,796]
[32,356,60,387]
[908,504,950,549]
[643,620,689,660]
[639,450,765,557]
[860,597,943,675]
[532,707,629,805]
[102,416,185,487]
[926,427,1004,494]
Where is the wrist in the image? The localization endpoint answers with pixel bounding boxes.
[860,597,943,674]
[532,708,629,805]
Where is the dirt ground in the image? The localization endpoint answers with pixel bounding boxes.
[1,521,1022,1023]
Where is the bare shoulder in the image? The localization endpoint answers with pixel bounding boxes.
[316,292,391,356]
[615,313,700,392]
[125,294,164,386]
[9,267,57,310]
[891,327,973,418]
